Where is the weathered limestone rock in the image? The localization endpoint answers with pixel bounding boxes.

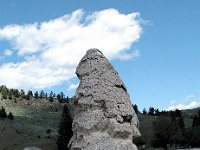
[69,49,140,150]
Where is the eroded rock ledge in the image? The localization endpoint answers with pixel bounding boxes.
[69,49,140,150]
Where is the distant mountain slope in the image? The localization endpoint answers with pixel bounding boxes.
[182,107,200,118]
[137,107,200,146]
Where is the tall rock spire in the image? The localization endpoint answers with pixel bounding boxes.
[69,49,140,150]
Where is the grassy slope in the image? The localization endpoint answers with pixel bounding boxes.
[0,95,65,150]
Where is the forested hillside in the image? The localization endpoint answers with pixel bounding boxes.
[0,85,200,149]
[0,85,72,150]
[133,105,200,149]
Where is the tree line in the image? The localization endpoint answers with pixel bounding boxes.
[133,104,161,116]
[0,85,70,103]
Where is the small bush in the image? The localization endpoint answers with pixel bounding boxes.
[0,106,7,118]
[14,98,17,103]
[46,129,52,139]
[7,112,14,120]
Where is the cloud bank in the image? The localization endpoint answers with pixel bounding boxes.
[167,95,200,110]
[0,9,142,90]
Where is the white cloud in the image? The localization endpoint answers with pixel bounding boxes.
[185,94,195,100]
[167,95,200,110]
[118,49,140,61]
[0,9,142,90]
[4,49,13,56]
[169,100,176,105]
[68,83,79,91]
[167,101,200,110]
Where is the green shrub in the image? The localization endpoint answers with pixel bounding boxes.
[7,112,14,120]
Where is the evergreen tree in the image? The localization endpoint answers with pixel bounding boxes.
[190,126,200,147]
[53,93,56,98]
[49,91,54,98]
[45,93,48,100]
[34,91,39,99]
[188,110,200,147]
[57,105,73,150]
[160,110,170,116]
[40,90,45,98]
[60,92,65,100]
[57,94,61,100]
[155,109,160,116]
[175,109,182,117]
[57,94,63,103]
[0,85,3,92]
[2,86,8,99]
[27,90,33,97]
[152,116,179,148]
[49,96,53,102]
[192,115,200,127]
[148,107,155,115]
[26,90,33,100]
[178,113,185,129]
[7,112,14,120]
[133,104,139,114]
[142,108,147,115]
[172,114,185,145]
[66,96,70,101]
[12,89,19,98]
[8,91,12,100]
[20,89,25,99]
[0,106,7,118]
[49,91,54,102]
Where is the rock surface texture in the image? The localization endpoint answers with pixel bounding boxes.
[69,49,140,150]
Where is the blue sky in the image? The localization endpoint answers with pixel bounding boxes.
[0,0,199,111]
